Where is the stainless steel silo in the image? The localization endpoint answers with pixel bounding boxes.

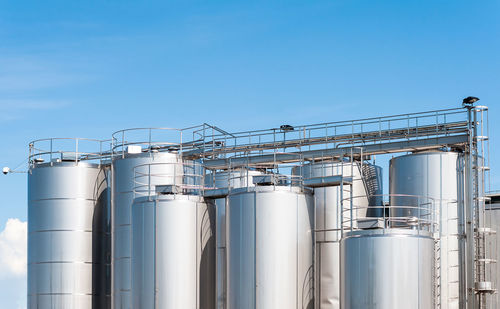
[131,194,215,309]
[485,195,500,309]
[205,169,265,309]
[112,151,183,309]
[226,185,314,309]
[28,161,110,309]
[390,151,463,309]
[292,161,383,309]
[340,229,435,309]
[94,164,112,308]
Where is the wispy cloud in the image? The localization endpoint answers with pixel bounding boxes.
[0,99,70,110]
[0,56,88,92]
[0,218,27,278]
[0,99,71,122]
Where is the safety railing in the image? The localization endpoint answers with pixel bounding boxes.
[192,108,468,158]
[28,137,110,167]
[112,127,185,158]
[133,161,205,198]
[225,152,305,191]
[205,159,306,194]
[341,194,438,235]
[112,124,231,159]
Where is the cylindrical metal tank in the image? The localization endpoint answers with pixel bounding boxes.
[292,161,383,309]
[390,151,462,309]
[486,195,500,309]
[340,229,434,309]
[94,164,112,309]
[226,185,314,309]
[131,194,215,308]
[205,169,265,309]
[112,151,183,309]
[28,161,111,308]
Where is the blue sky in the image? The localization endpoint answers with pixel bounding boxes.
[0,1,499,307]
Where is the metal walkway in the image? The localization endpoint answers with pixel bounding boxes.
[184,108,469,169]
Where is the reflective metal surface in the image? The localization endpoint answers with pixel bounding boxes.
[205,169,264,309]
[485,201,500,309]
[390,152,462,309]
[131,195,215,309]
[112,152,182,309]
[226,185,314,309]
[28,161,110,309]
[340,229,434,309]
[293,161,383,309]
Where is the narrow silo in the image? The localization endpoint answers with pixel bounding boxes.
[112,150,182,309]
[28,159,110,309]
[340,229,435,309]
[226,184,314,309]
[390,151,463,309]
[293,160,383,309]
[486,194,500,309]
[205,169,265,309]
[131,177,215,309]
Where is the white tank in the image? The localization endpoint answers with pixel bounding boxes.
[112,151,183,309]
[226,185,314,309]
[131,194,215,309]
[293,161,383,309]
[341,229,435,309]
[205,169,265,309]
[390,152,463,309]
[28,161,110,308]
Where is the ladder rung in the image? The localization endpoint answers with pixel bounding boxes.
[473,165,490,170]
[476,258,497,264]
[475,196,491,202]
[474,135,489,141]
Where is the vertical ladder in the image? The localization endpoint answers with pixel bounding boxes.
[470,106,496,308]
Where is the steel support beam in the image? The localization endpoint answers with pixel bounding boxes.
[202,134,469,170]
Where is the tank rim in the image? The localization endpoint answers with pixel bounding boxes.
[229,185,309,195]
[390,151,459,160]
[343,228,434,239]
[133,194,205,203]
[30,161,102,169]
[111,151,181,161]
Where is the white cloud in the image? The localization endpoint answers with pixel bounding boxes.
[0,99,70,111]
[0,99,71,122]
[0,218,27,278]
[0,57,88,92]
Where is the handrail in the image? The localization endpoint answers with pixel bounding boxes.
[133,161,204,198]
[200,108,465,138]
[28,137,110,166]
[341,194,439,235]
[185,108,469,159]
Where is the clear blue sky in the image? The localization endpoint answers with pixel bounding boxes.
[0,1,499,307]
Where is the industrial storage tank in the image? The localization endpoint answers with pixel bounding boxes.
[226,183,314,309]
[93,164,112,309]
[205,169,265,309]
[486,193,500,309]
[28,158,111,309]
[131,193,215,309]
[390,151,462,309]
[340,229,435,309]
[292,160,383,309]
[112,149,183,309]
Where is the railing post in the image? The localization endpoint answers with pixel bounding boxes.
[148,128,152,150]
[50,139,53,163]
[148,164,152,200]
[122,131,125,159]
[75,138,79,164]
